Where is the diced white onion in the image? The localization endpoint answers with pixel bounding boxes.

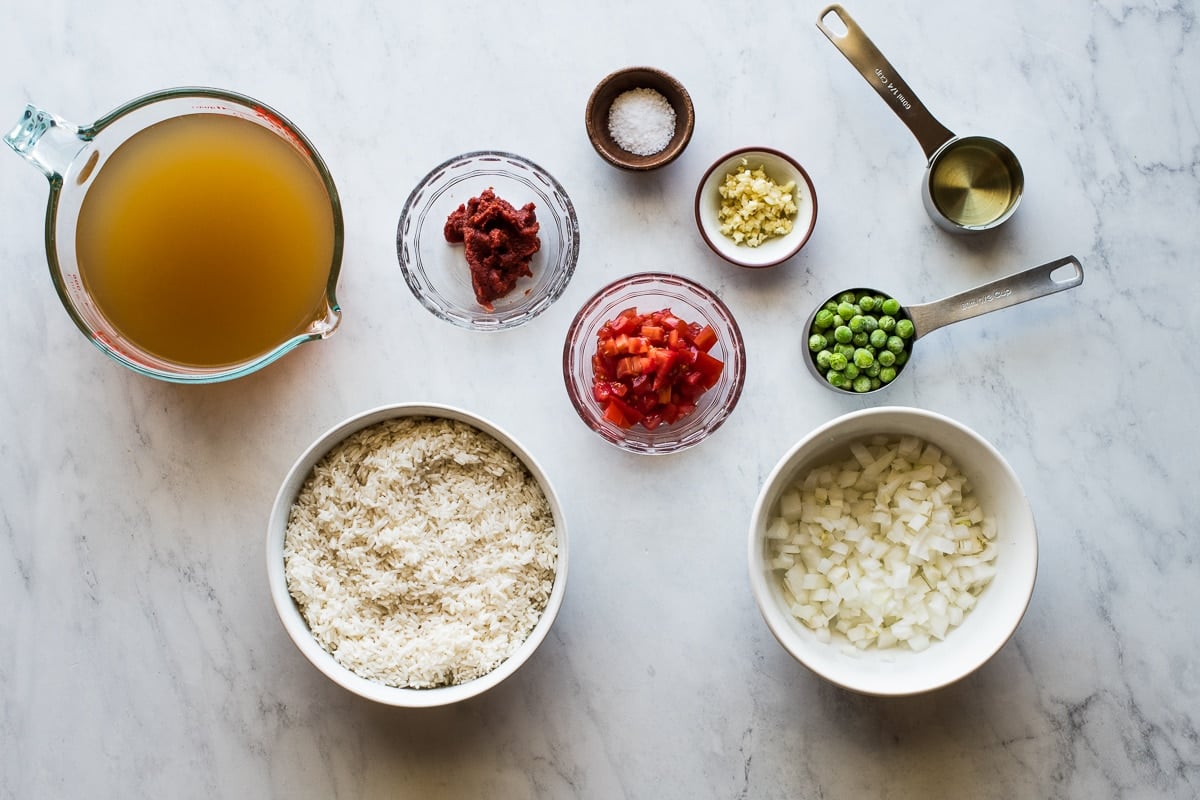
[768,435,998,652]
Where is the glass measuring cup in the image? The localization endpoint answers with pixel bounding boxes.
[804,255,1084,393]
[816,5,1024,233]
[4,87,343,383]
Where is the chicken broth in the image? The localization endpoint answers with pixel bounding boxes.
[75,113,335,367]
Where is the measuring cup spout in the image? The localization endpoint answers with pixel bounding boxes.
[4,105,88,181]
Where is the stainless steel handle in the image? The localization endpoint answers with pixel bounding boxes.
[906,255,1084,339]
[816,4,957,162]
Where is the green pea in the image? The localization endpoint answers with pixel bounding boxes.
[824,300,839,313]
[852,332,869,347]
[815,349,833,370]
[814,309,836,330]
[869,329,888,349]
[853,348,875,368]
[877,349,896,367]
[865,363,881,378]
[838,292,857,305]
[870,377,882,390]
[809,333,828,352]
[852,376,873,393]
[895,318,915,339]
[836,302,856,320]
[848,315,866,334]
[835,343,856,360]
[881,298,901,316]
[878,315,896,333]
[858,295,877,312]
[879,367,898,383]
[843,363,860,380]
[894,350,909,366]
[828,352,848,371]
[833,325,853,344]
[887,335,905,354]
[827,370,848,388]
[861,315,878,334]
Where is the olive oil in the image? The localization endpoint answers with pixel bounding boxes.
[75,113,335,368]
[928,140,1018,228]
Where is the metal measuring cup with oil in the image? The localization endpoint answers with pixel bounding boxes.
[816,5,1024,233]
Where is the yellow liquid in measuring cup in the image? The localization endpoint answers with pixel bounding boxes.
[929,142,1017,228]
[75,113,335,368]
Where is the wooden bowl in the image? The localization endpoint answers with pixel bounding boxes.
[585,67,695,171]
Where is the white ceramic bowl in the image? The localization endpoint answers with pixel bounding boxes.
[267,403,568,707]
[748,406,1036,696]
[695,147,818,268]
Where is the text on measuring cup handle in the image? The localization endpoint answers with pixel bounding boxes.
[873,69,913,111]
[959,288,1013,311]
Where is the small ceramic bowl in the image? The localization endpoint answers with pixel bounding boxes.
[585,67,695,171]
[267,403,569,707]
[695,147,818,268]
[562,272,746,455]
[397,151,580,330]
[747,407,1037,696]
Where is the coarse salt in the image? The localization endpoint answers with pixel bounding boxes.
[608,87,676,156]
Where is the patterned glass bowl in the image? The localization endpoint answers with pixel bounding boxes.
[397,151,580,330]
[562,272,746,455]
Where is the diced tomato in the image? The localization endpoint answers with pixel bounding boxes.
[692,325,718,353]
[589,305,725,433]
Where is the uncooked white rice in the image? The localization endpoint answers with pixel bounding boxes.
[283,416,557,689]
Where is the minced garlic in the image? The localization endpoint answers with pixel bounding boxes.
[717,159,799,247]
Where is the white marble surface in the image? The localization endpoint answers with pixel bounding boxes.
[2,0,1197,797]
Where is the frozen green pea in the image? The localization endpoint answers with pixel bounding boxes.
[865,363,881,378]
[858,295,877,312]
[853,348,874,368]
[870,377,882,390]
[835,343,856,360]
[852,332,869,347]
[878,315,896,333]
[880,367,898,383]
[881,297,901,316]
[814,309,836,330]
[843,363,860,380]
[833,325,853,344]
[809,333,828,352]
[828,352,848,371]
[852,376,873,393]
[816,349,833,370]
[887,335,905,354]
[838,292,857,305]
[869,329,888,349]
[861,315,878,334]
[894,350,909,366]
[895,318,915,339]
[877,349,896,367]
[827,370,848,388]
[848,315,866,333]
[837,302,856,320]
[824,300,839,313]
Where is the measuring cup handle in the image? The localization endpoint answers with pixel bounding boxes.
[906,255,1085,338]
[4,104,87,182]
[816,5,957,161]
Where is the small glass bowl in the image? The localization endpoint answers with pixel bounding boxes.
[563,272,746,455]
[397,151,580,330]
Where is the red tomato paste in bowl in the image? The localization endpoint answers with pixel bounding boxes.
[444,188,541,311]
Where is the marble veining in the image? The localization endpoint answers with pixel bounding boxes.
[1,0,1198,797]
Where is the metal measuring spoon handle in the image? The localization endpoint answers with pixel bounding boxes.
[816,4,957,161]
[906,255,1084,339]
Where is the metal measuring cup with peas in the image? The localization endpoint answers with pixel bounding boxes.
[803,256,1086,395]
[807,291,914,393]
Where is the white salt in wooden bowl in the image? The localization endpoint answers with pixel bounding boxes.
[585,66,695,171]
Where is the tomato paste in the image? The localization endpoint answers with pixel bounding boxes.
[444,188,541,311]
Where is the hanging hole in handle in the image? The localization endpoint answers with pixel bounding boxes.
[820,6,850,37]
[1049,258,1084,286]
